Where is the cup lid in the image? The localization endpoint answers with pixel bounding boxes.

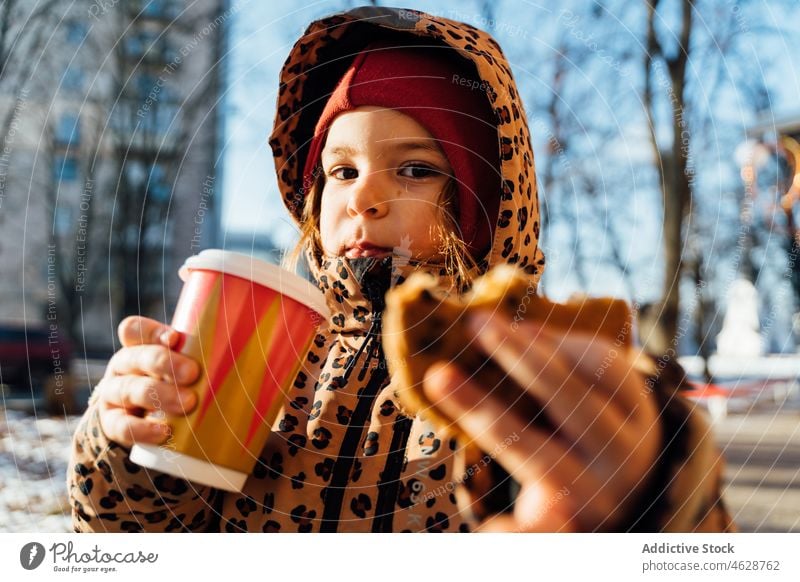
[179,249,329,319]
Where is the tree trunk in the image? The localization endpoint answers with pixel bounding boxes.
[638,0,693,355]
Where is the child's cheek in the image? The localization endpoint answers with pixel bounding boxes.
[319,192,344,254]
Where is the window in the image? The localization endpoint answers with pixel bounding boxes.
[54,206,74,236]
[126,31,151,59]
[54,114,80,147]
[135,73,159,98]
[54,156,79,182]
[140,0,182,19]
[153,102,178,134]
[163,42,180,64]
[110,104,137,136]
[125,26,178,65]
[66,20,88,45]
[148,163,172,202]
[62,67,85,93]
[124,160,148,188]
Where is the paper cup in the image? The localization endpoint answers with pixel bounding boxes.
[131,250,328,492]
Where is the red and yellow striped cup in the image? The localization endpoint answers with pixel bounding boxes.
[130,250,328,492]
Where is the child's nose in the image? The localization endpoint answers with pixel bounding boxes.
[346,169,390,219]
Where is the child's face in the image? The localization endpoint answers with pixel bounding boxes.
[319,106,453,260]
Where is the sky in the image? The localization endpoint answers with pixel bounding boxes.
[220,0,350,250]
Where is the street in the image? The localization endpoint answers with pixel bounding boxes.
[714,408,800,532]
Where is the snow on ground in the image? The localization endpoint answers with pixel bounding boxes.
[0,409,81,532]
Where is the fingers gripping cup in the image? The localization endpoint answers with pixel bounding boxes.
[130,250,328,492]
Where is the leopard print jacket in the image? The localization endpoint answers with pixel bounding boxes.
[68,6,734,533]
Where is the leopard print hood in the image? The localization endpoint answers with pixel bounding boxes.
[269,5,546,297]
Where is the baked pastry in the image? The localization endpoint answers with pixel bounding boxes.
[383,264,642,436]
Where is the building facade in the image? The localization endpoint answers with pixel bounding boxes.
[0,0,228,354]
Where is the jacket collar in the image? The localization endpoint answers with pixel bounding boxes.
[314,254,454,335]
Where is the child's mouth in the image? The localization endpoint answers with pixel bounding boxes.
[345,242,393,258]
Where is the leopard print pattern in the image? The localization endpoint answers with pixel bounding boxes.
[68,6,731,533]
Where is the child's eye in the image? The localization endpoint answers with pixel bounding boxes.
[330,167,358,180]
[398,164,441,179]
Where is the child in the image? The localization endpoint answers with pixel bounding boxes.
[68,7,733,532]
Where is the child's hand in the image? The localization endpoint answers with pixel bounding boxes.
[94,316,201,448]
[422,311,661,532]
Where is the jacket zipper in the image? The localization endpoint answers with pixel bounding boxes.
[319,314,387,532]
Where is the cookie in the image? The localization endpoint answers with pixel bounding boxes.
[383,264,639,437]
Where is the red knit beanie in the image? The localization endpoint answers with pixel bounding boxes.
[302,43,500,255]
